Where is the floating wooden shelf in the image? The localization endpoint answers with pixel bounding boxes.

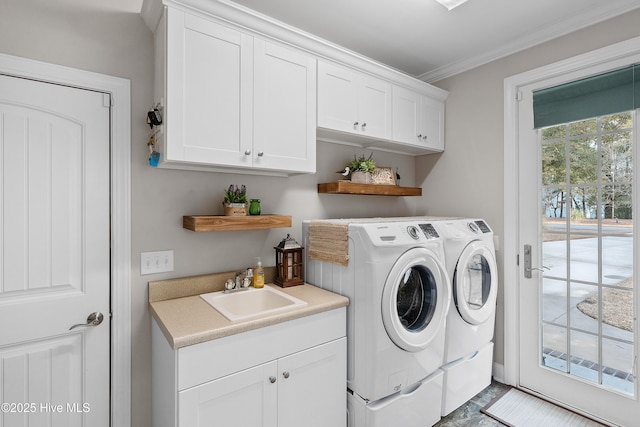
[183,215,292,232]
[317,181,422,196]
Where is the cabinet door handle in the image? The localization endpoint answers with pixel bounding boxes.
[269,376,277,384]
[257,152,264,157]
[282,371,290,379]
[244,150,251,156]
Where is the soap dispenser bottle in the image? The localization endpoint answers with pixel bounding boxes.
[253,257,265,288]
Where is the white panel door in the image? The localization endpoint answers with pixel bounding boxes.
[0,74,110,426]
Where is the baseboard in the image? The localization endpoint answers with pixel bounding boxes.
[492,362,505,384]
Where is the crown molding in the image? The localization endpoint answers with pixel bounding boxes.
[419,0,640,83]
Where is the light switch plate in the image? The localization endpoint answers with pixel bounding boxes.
[141,250,174,275]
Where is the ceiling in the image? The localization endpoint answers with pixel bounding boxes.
[227,0,640,82]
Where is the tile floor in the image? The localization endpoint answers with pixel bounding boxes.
[434,380,510,426]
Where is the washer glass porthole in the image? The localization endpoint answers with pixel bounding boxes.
[396,266,437,332]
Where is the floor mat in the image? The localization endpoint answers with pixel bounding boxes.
[480,387,605,426]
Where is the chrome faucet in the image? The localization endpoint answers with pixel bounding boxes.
[224,270,252,294]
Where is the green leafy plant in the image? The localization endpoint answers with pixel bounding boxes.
[224,184,247,204]
[348,153,376,173]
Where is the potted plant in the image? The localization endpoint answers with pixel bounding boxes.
[223,184,247,216]
[348,153,376,184]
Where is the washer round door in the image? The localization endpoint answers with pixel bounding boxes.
[381,247,451,352]
[453,240,498,325]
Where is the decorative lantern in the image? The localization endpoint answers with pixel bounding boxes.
[274,234,304,287]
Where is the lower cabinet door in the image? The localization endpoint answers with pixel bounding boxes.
[179,361,278,427]
[278,338,347,427]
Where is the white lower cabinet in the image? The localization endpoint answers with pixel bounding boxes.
[180,339,345,427]
[152,308,347,427]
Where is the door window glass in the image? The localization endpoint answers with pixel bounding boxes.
[396,266,437,332]
[540,112,634,395]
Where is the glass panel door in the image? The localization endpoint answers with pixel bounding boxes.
[540,112,634,394]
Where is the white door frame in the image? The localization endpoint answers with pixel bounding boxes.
[503,36,640,387]
[0,53,132,426]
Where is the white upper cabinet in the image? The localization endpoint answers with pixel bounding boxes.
[156,7,316,175]
[318,61,392,141]
[142,0,448,163]
[392,85,445,152]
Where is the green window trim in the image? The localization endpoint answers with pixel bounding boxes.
[533,64,640,129]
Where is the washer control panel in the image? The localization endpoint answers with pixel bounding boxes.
[360,221,442,245]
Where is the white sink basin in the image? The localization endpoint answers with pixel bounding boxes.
[200,286,307,322]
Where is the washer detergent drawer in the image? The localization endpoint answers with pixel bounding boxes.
[441,341,493,416]
[348,369,443,427]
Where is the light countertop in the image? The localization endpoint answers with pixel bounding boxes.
[149,271,349,349]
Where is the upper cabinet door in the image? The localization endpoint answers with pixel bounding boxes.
[317,61,391,140]
[166,9,253,167]
[253,39,317,174]
[358,74,392,140]
[392,85,445,152]
[317,61,359,133]
[392,85,420,145]
[418,95,445,151]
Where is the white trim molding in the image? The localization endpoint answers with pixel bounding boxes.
[503,36,640,388]
[0,53,132,427]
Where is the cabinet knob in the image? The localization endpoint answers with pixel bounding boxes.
[353,121,359,127]
[417,134,422,139]
[269,376,277,384]
[422,135,428,140]
[361,123,367,130]
[282,371,290,379]
[244,150,251,156]
[257,152,264,157]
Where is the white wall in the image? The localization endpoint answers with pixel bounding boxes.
[418,9,640,367]
[2,1,640,425]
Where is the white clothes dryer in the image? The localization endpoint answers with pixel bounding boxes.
[434,218,498,416]
[303,219,451,427]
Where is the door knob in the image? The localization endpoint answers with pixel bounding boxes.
[69,312,104,330]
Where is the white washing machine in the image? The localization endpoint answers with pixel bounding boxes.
[303,218,451,427]
[435,218,498,416]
